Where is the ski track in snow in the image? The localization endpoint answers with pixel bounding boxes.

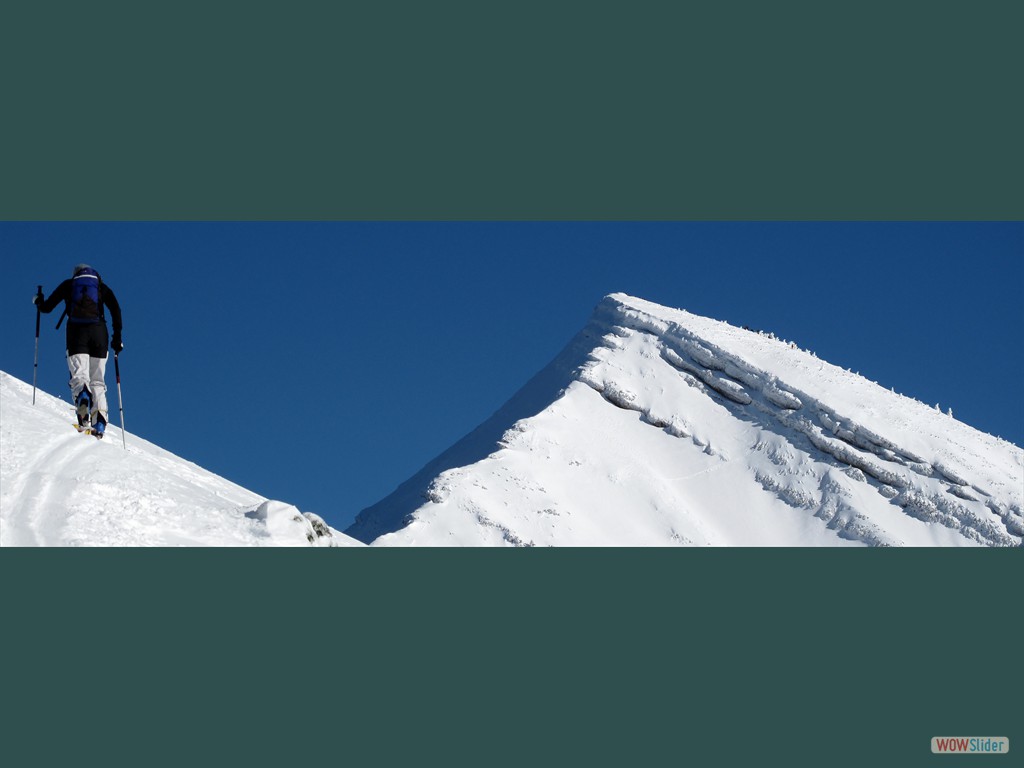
[11,428,86,545]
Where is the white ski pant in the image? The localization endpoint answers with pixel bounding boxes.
[68,353,108,423]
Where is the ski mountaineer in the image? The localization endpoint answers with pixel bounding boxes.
[33,264,124,438]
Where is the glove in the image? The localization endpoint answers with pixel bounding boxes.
[33,293,41,305]
[111,334,124,353]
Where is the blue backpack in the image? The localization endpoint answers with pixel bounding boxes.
[68,267,103,324]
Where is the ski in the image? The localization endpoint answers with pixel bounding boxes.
[71,421,104,439]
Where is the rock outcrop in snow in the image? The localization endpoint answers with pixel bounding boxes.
[348,294,1023,547]
[246,500,342,547]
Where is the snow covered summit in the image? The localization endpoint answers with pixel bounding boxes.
[348,294,1024,547]
[0,371,362,547]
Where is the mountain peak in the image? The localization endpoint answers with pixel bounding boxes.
[348,294,1023,546]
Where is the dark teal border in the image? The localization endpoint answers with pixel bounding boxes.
[3,549,1018,767]
[2,2,1021,220]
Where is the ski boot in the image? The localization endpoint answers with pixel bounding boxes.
[75,388,92,429]
[93,415,106,439]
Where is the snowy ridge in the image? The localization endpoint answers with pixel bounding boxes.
[0,371,363,547]
[345,321,600,543]
[580,296,1023,546]
[350,294,1023,547]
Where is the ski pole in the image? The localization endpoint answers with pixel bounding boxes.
[114,352,127,450]
[33,285,41,405]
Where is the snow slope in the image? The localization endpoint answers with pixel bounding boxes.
[349,294,1024,547]
[0,371,363,547]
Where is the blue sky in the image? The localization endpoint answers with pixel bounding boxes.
[2,222,1021,532]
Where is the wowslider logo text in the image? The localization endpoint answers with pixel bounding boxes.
[932,737,1009,755]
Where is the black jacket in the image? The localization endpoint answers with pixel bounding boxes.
[39,279,123,336]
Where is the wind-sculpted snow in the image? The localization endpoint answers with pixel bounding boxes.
[0,372,362,547]
[350,294,1023,547]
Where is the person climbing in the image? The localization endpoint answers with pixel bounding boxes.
[33,264,124,438]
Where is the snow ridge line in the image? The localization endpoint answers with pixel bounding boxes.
[579,297,1021,547]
